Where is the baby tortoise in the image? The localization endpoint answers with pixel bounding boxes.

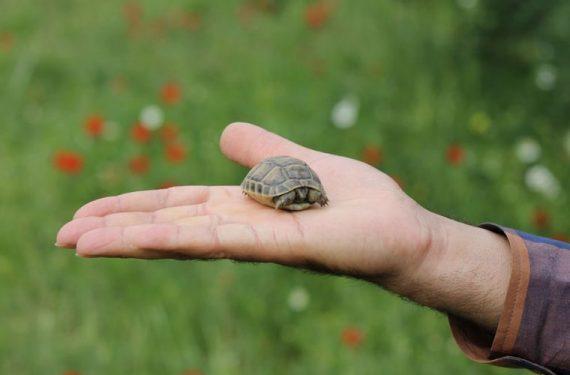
[241,156,328,211]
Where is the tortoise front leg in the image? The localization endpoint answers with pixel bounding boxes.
[273,190,297,210]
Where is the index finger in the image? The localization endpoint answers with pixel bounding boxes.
[220,123,324,168]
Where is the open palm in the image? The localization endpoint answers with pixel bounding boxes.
[57,123,434,281]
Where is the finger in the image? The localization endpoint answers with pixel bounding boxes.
[58,204,210,248]
[73,186,237,219]
[74,225,191,260]
[219,122,324,168]
[73,186,209,218]
[76,221,301,265]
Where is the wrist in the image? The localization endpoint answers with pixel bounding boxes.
[384,212,512,331]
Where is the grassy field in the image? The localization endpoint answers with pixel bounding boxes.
[0,0,568,373]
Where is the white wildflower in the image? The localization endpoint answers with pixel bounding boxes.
[287,286,310,312]
[525,165,560,199]
[535,64,557,91]
[140,105,164,130]
[457,0,478,10]
[331,95,359,129]
[515,138,541,164]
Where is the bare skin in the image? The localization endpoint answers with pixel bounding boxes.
[56,122,512,331]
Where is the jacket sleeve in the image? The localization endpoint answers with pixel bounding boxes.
[448,223,570,375]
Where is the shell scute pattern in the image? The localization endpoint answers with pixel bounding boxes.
[243,157,317,196]
[241,156,328,210]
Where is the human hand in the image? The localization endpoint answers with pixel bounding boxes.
[56,123,511,330]
[57,122,432,275]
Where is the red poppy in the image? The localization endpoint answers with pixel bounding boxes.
[150,17,167,38]
[305,2,331,29]
[532,208,550,230]
[160,82,182,105]
[553,233,569,243]
[158,181,177,189]
[361,145,383,166]
[179,11,202,31]
[84,115,105,137]
[446,144,465,166]
[341,327,364,348]
[260,0,280,13]
[131,122,151,143]
[165,143,186,163]
[123,2,143,28]
[129,155,150,174]
[181,370,203,375]
[236,3,256,27]
[54,151,84,175]
[160,123,179,143]
[0,32,13,53]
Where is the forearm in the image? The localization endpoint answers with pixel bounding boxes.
[382,211,512,331]
[407,216,570,373]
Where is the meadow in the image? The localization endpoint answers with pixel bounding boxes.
[0,0,568,373]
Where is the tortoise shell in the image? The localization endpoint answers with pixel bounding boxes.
[241,156,327,210]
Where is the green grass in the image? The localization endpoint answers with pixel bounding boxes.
[0,0,568,373]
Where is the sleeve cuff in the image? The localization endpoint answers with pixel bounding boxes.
[447,224,556,374]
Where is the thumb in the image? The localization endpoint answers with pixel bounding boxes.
[219,122,322,168]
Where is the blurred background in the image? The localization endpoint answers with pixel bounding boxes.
[0,0,568,373]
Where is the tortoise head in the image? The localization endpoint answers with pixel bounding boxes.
[308,188,328,206]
